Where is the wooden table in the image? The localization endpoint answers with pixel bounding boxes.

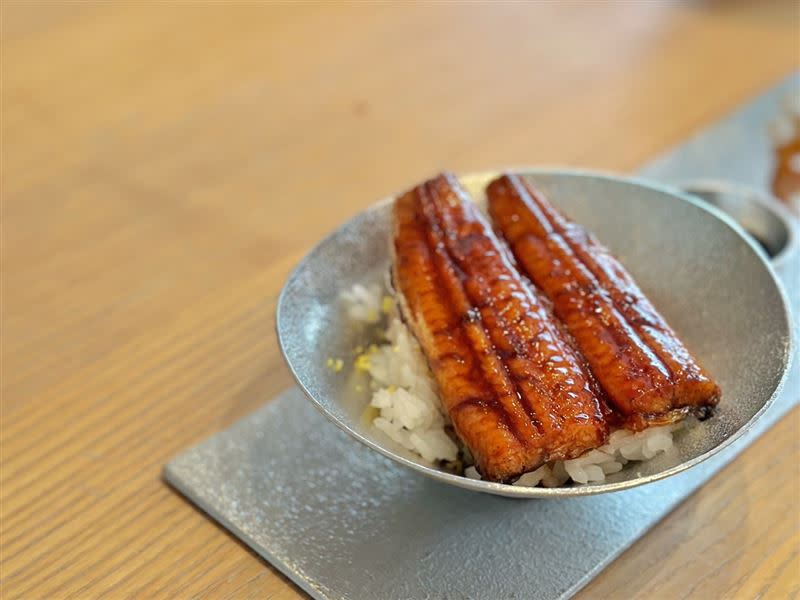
[3,2,798,598]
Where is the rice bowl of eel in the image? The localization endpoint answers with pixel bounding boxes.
[277,169,792,497]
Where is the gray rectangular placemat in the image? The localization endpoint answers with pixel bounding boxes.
[165,73,799,600]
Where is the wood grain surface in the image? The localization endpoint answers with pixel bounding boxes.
[2,1,799,598]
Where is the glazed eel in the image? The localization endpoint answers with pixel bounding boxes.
[392,173,609,482]
[486,173,721,430]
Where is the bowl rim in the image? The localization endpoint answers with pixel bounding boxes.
[677,178,800,269]
[276,168,794,498]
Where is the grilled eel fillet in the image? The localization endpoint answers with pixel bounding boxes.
[487,173,721,429]
[392,173,608,482]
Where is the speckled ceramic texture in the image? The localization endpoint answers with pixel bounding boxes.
[276,170,792,498]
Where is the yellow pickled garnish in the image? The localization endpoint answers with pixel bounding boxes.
[386,385,397,393]
[361,405,380,424]
[367,344,379,354]
[366,309,378,322]
[354,353,371,372]
[326,357,344,373]
[381,296,394,314]
[354,345,364,355]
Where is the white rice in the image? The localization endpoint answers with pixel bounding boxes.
[340,283,385,324]
[341,282,678,487]
[361,312,459,464]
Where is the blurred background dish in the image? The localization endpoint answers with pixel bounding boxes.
[769,93,800,213]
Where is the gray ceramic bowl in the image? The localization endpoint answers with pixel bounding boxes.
[277,170,792,497]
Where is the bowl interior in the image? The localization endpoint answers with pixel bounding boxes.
[277,170,791,497]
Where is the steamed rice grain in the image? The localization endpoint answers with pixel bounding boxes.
[341,282,678,486]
